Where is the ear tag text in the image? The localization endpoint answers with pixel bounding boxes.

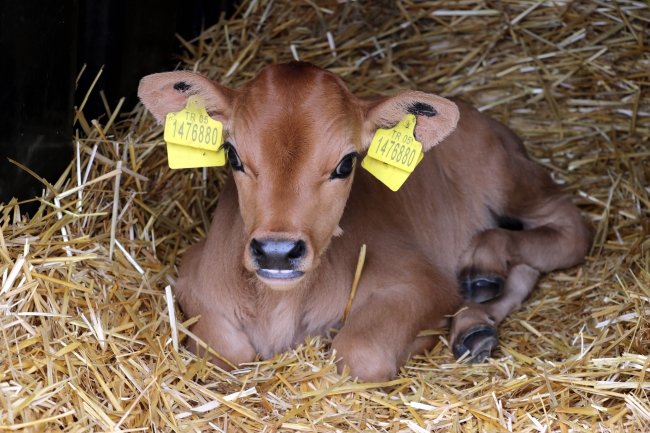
[163,95,226,169]
[361,113,423,191]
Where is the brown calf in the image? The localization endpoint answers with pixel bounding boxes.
[138,62,592,382]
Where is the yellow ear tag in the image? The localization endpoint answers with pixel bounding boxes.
[361,113,424,191]
[163,95,226,169]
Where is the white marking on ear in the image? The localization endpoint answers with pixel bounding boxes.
[333,225,344,237]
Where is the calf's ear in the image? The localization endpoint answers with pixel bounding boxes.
[360,91,459,152]
[138,71,238,129]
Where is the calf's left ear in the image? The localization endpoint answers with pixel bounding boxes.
[360,91,460,152]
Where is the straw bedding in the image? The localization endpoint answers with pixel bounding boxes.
[1,0,649,431]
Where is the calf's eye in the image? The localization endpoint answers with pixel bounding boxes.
[225,143,244,172]
[331,153,357,179]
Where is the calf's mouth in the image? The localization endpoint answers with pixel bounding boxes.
[257,269,304,279]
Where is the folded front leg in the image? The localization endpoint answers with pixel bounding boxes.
[187,312,257,370]
[176,240,257,370]
[332,271,459,382]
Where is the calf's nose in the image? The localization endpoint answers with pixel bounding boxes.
[250,238,307,269]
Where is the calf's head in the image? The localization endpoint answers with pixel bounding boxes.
[139,62,459,290]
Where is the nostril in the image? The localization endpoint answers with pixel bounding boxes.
[250,239,265,258]
[287,240,306,260]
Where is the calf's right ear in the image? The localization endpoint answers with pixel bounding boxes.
[138,71,238,129]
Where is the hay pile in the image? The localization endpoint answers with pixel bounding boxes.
[1,0,649,431]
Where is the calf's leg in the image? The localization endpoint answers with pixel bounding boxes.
[187,314,257,370]
[450,263,539,360]
[176,240,257,370]
[332,273,458,382]
[332,292,422,382]
[452,194,592,361]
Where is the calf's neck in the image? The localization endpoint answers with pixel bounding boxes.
[138,62,592,382]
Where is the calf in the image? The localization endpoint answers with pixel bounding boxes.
[138,62,592,382]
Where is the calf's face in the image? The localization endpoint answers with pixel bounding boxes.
[228,67,363,289]
[139,62,460,290]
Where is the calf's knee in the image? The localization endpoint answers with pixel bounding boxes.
[332,339,398,383]
[187,319,257,369]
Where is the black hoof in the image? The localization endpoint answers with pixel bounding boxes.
[461,276,504,303]
[453,325,498,363]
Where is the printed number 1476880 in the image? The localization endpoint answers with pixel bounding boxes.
[368,128,420,170]
[167,110,220,147]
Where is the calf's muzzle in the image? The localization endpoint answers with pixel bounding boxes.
[250,238,307,279]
